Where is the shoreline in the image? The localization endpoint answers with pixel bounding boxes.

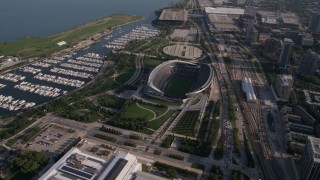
[0,14,144,74]
[53,16,145,57]
[0,15,145,115]
[0,14,143,59]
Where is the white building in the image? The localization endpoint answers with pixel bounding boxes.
[39,148,141,180]
[57,41,67,46]
[242,77,257,102]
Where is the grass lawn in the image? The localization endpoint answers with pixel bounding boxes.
[149,110,175,130]
[144,57,163,68]
[0,15,141,58]
[138,128,154,135]
[119,103,154,120]
[192,163,206,171]
[141,94,183,106]
[115,71,135,85]
[164,77,194,97]
[97,95,125,109]
[138,103,167,117]
[173,111,200,137]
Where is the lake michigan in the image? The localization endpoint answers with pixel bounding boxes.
[0,0,177,42]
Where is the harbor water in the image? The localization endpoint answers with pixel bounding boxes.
[0,0,178,115]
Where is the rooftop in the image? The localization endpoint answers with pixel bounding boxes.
[282,17,299,25]
[244,6,258,17]
[309,136,320,163]
[39,148,105,180]
[159,9,188,22]
[205,7,245,15]
[207,14,235,23]
[135,171,168,180]
[39,148,141,180]
[277,74,293,86]
[242,77,257,102]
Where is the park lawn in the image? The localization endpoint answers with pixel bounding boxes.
[164,77,194,97]
[138,128,154,135]
[141,94,183,106]
[149,110,175,130]
[173,111,200,137]
[0,15,141,58]
[97,95,125,109]
[138,103,167,117]
[119,102,154,120]
[144,57,163,68]
[115,70,135,85]
[115,54,136,84]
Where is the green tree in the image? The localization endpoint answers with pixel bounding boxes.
[9,150,48,174]
[167,169,177,178]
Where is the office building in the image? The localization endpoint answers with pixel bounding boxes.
[264,38,280,54]
[299,136,320,180]
[275,75,294,101]
[300,51,320,74]
[242,77,257,103]
[294,105,316,125]
[246,24,259,45]
[309,13,320,34]
[278,38,294,69]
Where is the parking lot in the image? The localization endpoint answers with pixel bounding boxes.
[27,125,76,156]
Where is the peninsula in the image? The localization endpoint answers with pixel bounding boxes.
[0,14,142,58]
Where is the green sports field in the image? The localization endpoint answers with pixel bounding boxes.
[164,77,194,97]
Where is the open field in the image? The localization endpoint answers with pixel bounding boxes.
[119,102,154,120]
[164,77,194,97]
[108,100,170,134]
[97,95,126,109]
[115,71,135,84]
[143,57,164,69]
[173,111,200,137]
[138,103,167,117]
[149,110,175,130]
[114,54,136,85]
[0,15,141,58]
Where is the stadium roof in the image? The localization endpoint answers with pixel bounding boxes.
[242,78,257,102]
[147,60,213,98]
[205,7,245,15]
[147,60,197,94]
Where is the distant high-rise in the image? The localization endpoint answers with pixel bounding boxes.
[299,136,320,180]
[277,38,294,69]
[246,25,259,45]
[265,38,280,54]
[300,51,320,74]
[275,74,294,101]
[308,13,320,34]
